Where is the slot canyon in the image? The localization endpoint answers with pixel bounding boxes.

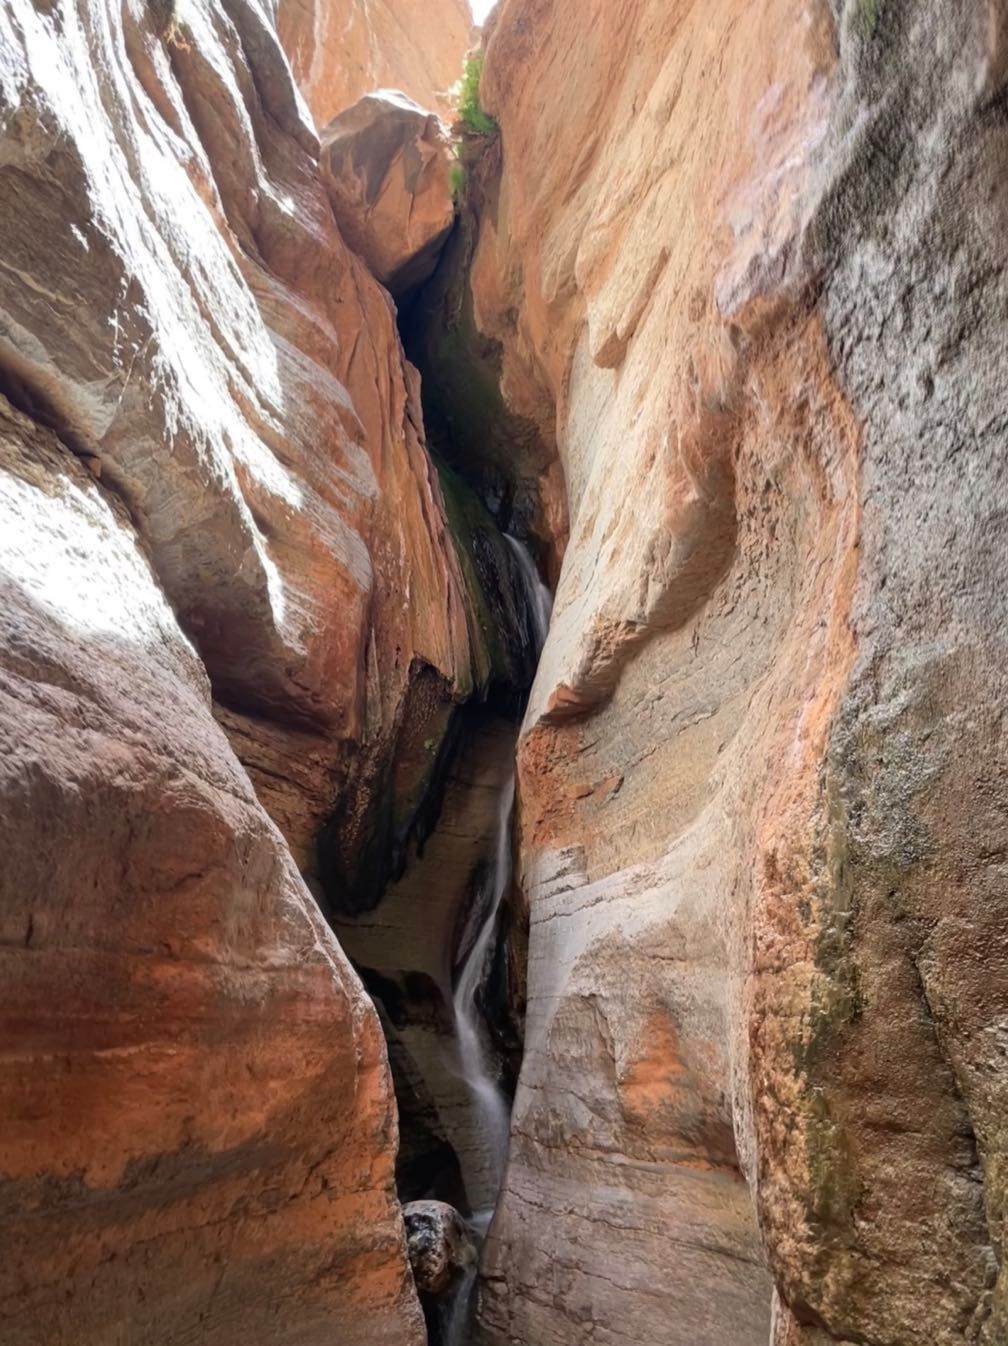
[1,0,1006,1343]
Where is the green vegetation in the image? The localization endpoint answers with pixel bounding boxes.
[457,55,497,137]
[854,0,881,37]
[450,162,466,200]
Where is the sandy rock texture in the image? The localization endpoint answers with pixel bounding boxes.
[0,0,478,889]
[469,1,1008,1343]
[277,0,473,128]
[0,0,482,1337]
[321,91,456,298]
[0,396,424,1345]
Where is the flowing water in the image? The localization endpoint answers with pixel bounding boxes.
[443,536,553,1344]
[504,533,552,654]
[451,771,516,1201]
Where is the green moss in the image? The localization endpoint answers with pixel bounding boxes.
[450,163,466,200]
[457,55,497,137]
[436,461,506,691]
[854,0,881,37]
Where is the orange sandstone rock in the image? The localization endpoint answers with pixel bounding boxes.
[0,0,481,1338]
[472,1,1008,1344]
[278,0,474,127]
[321,92,456,297]
[0,397,424,1346]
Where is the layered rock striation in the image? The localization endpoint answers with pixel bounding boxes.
[0,0,483,1339]
[461,1,1008,1344]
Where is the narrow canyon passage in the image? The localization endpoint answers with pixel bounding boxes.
[1,2,1007,1346]
[322,476,556,1340]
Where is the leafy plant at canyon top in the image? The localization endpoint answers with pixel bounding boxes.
[458,55,497,137]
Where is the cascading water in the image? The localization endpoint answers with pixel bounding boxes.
[451,772,516,1205]
[504,533,552,653]
[442,536,553,1345]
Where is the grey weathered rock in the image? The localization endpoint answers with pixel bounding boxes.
[403,1200,478,1296]
[465,1,1008,1344]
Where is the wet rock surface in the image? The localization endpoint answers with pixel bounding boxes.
[403,1199,478,1296]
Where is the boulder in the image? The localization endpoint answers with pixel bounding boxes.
[403,1200,478,1296]
[322,91,457,297]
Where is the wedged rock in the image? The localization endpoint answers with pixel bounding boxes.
[0,394,424,1346]
[277,0,473,128]
[465,1,1008,1344]
[322,91,457,298]
[403,1200,478,1295]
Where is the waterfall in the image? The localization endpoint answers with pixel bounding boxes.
[451,536,552,1210]
[504,533,552,655]
[451,773,516,1205]
[442,536,552,1341]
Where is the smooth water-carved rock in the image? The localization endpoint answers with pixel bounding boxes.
[321,91,456,297]
[0,396,424,1345]
[0,0,485,1337]
[467,1,1008,1344]
[403,1200,478,1295]
[278,0,473,127]
[0,0,480,888]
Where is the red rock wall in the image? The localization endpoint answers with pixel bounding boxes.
[0,0,479,1339]
[469,0,1008,1343]
[0,395,425,1344]
[277,0,474,127]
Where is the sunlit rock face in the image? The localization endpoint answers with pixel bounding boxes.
[471,0,1008,1343]
[321,91,456,299]
[0,396,424,1345]
[277,0,473,127]
[0,0,478,876]
[0,0,481,1338]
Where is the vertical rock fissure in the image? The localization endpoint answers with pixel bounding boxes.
[324,531,552,1346]
[306,82,565,1341]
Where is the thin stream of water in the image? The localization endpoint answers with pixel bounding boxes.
[504,534,552,654]
[444,537,553,1343]
[451,772,515,1198]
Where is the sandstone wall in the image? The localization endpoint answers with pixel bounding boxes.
[0,392,424,1344]
[277,0,473,128]
[471,1,1008,1343]
[0,0,479,1337]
